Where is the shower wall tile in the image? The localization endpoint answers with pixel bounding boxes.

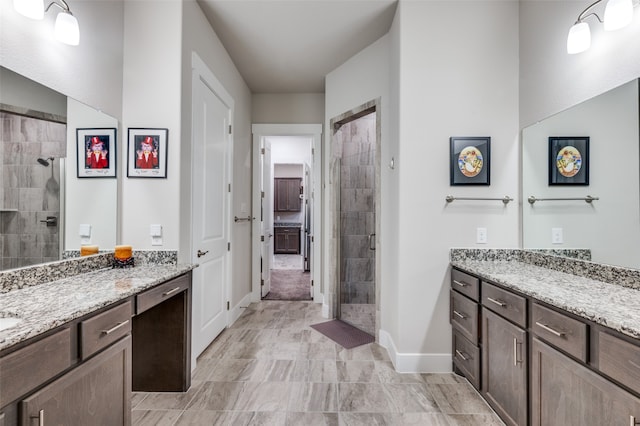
[341,212,374,236]
[342,258,374,283]
[3,234,19,257]
[341,189,374,213]
[341,235,372,259]
[341,166,374,189]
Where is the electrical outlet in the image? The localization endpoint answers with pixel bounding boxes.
[552,228,563,244]
[477,227,487,244]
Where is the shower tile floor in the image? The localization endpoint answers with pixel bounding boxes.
[132,301,504,426]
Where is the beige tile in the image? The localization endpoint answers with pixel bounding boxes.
[249,359,297,381]
[234,381,292,411]
[190,358,219,381]
[336,360,379,383]
[369,343,391,361]
[131,409,183,426]
[185,381,245,411]
[131,392,147,409]
[398,413,451,425]
[445,413,506,425]
[383,383,440,413]
[134,384,200,410]
[206,358,257,381]
[375,361,425,384]
[422,373,468,385]
[336,344,376,361]
[338,412,397,425]
[286,412,339,426]
[298,342,338,360]
[293,360,339,382]
[338,383,395,412]
[175,410,287,425]
[429,383,494,415]
[287,382,338,412]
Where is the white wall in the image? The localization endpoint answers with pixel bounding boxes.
[181,0,253,306]
[120,1,182,251]
[0,0,124,119]
[520,0,640,126]
[65,98,118,251]
[0,67,67,118]
[253,93,324,124]
[522,79,640,268]
[394,0,519,370]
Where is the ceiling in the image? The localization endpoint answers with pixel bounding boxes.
[197,0,399,93]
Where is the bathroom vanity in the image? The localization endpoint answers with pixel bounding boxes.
[0,261,194,426]
[450,251,640,426]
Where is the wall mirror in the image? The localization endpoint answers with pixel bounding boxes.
[522,78,640,269]
[0,66,118,271]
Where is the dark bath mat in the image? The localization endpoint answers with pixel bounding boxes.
[310,319,375,349]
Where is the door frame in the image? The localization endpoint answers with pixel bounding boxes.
[251,124,322,303]
[190,52,233,363]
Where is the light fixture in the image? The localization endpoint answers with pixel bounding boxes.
[13,0,80,46]
[567,0,637,54]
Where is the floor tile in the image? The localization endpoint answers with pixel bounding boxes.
[287,382,338,412]
[286,412,339,426]
[336,360,379,383]
[429,383,495,415]
[338,383,395,412]
[131,409,183,426]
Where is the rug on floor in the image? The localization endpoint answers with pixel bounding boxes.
[263,269,312,301]
[310,319,375,349]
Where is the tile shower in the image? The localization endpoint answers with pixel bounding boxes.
[336,111,377,336]
[0,111,66,270]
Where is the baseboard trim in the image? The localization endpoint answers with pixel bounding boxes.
[378,329,452,373]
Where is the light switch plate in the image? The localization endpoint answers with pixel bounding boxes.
[477,227,487,244]
[79,224,91,237]
[150,224,162,237]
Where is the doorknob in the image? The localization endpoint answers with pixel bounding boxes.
[197,249,209,258]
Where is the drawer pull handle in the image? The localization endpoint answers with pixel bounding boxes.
[453,310,466,319]
[453,280,469,287]
[513,338,523,366]
[162,287,181,297]
[487,297,506,307]
[535,322,565,337]
[101,320,130,335]
[455,349,469,361]
[39,409,44,426]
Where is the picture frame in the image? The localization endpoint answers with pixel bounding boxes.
[76,128,117,178]
[450,136,491,185]
[127,128,168,178]
[548,136,589,185]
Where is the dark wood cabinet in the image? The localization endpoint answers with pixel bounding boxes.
[20,336,131,426]
[274,227,300,254]
[274,178,302,212]
[531,337,640,426]
[482,308,528,426]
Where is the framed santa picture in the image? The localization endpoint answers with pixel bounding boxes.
[77,128,117,178]
[127,128,168,178]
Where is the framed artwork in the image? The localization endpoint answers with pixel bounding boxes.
[77,128,117,178]
[127,128,168,178]
[450,137,491,185]
[548,136,589,185]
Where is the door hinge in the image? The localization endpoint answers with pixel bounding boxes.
[261,191,265,198]
[227,301,230,310]
[311,280,314,287]
[261,279,264,286]
[228,183,231,192]
[312,148,315,155]
[228,125,232,134]
[261,148,265,154]
[311,236,314,242]
[261,235,264,242]
[227,242,231,251]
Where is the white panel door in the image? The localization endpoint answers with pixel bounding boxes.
[191,69,231,359]
[261,140,272,298]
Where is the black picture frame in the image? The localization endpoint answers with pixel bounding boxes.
[450,137,491,185]
[127,128,168,178]
[548,136,589,185]
[76,128,117,178]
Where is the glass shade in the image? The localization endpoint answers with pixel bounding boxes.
[54,12,79,45]
[13,0,44,19]
[604,0,634,31]
[567,22,591,54]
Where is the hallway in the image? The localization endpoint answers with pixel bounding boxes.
[131,301,503,425]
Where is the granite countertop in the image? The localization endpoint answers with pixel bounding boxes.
[0,264,195,351]
[451,259,640,339]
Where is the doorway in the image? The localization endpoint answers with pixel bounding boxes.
[329,100,380,337]
[251,124,322,303]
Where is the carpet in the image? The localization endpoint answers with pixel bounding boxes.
[263,269,312,301]
[310,319,375,349]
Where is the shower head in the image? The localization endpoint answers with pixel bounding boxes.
[37,157,55,167]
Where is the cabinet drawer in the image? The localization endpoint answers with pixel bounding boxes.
[599,331,640,395]
[451,269,480,302]
[453,329,480,389]
[80,301,132,359]
[137,274,190,314]
[482,282,527,328]
[0,328,71,407]
[531,303,587,362]
[450,290,479,344]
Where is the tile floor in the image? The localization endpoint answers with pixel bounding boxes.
[272,255,304,270]
[132,301,504,425]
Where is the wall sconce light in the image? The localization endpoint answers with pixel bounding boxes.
[567,0,636,54]
[13,0,80,46]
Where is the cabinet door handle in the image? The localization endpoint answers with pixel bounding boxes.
[455,349,469,361]
[101,320,130,335]
[535,321,566,337]
[39,409,44,425]
[453,280,469,287]
[368,233,376,251]
[162,287,181,297]
[453,310,466,319]
[487,297,506,307]
[513,338,523,366]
